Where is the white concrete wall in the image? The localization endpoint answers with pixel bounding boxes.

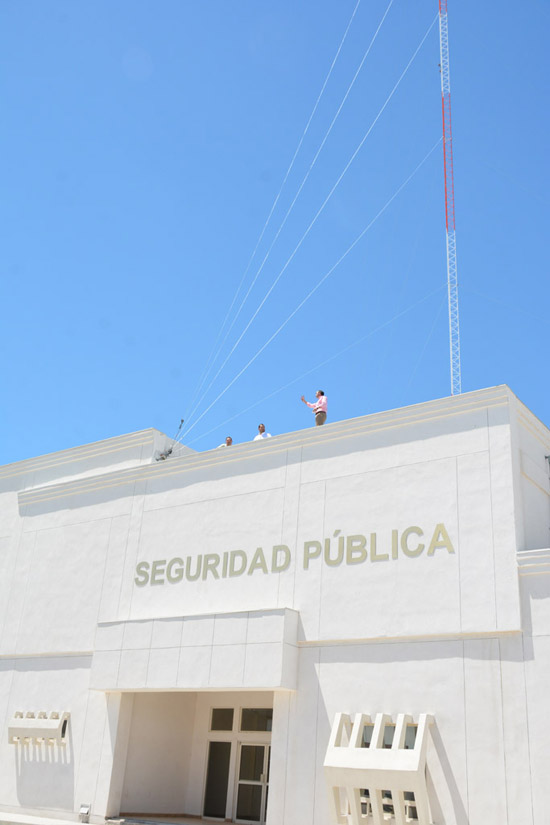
[90,610,298,692]
[0,655,92,815]
[273,635,535,825]
[0,387,548,825]
[120,692,197,814]
[510,393,550,552]
[90,390,521,641]
[519,565,550,824]
[1,388,523,652]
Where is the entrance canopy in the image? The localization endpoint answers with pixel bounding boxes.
[90,608,299,692]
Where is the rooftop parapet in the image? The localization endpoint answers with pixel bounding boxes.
[0,428,195,492]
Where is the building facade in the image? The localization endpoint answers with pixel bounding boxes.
[0,386,548,825]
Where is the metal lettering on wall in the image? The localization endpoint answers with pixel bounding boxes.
[134,523,454,587]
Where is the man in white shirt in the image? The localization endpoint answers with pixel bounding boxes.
[217,436,233,448]
[253,423,272,441]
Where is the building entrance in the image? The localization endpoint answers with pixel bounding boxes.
[118,692,274,823]
[234,743,270,824]
[202,705,273,823]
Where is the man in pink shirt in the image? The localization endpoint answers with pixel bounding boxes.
[301,390,327,426]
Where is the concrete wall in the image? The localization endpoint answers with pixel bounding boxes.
[120,692,197,814]
[1,388,523,651]
[510,393,550,552]
[0,387,548,825]
[77,389,521,641]
[0,655,91,814]
[271,636,539,825]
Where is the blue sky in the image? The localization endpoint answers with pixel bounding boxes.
[1,0,548,462]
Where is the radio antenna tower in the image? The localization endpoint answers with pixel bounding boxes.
[439,0,461,395]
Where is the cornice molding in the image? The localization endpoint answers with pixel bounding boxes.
[517,548,550,576]
[0,429,161,481]
[18,386,511,507]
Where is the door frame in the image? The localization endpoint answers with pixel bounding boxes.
[200,704,273,823]
[233,741,270,825]
[202,738,236,821]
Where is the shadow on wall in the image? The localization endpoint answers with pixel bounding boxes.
[21,479,138,519]
[14,723,75,810]
[314,643,498,825]
[310,652,464,825]
[318,635,526,665]
[428,721,469,825]
[520,572,550,661]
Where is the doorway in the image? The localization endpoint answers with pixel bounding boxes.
[202,704,273,823]
[203,740,232,819]
[234,743,270,824]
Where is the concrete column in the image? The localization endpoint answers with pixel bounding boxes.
[93,692,135,820]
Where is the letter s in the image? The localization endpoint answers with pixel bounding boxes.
[134,561,150,587]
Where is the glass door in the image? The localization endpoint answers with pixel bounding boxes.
[203,741,232,819]
[234,743,270,824]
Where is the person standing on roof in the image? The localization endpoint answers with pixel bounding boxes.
[217,436,233,448]
[301,390,327,426]
[254,423,272,441]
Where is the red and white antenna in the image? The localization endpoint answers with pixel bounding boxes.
[439,0,461,395]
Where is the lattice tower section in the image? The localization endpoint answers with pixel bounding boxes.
[439,0,461,395]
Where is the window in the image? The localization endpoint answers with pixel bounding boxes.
[211,708,234,731]
[383,725,395,748]
[8,711,70,746]
[382,790,394,814]
[405,724,417,749]
[325,712,433,825]
[361,723,374,747]
[240,708,273,732]
[405,791,418,820]
[360,720,417,749]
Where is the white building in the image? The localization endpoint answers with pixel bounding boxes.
[0,385,548,825]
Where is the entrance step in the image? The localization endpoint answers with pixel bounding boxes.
[110,817,229,825]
